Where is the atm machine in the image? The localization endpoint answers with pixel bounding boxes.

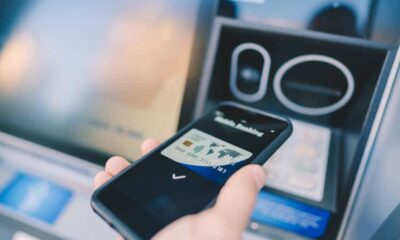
[181,1,400,239]
[0,1,399,240]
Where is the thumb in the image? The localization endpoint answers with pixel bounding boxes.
[152,165,266,240]
[212,164,266,232]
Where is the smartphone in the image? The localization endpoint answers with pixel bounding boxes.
[91,102,292,239]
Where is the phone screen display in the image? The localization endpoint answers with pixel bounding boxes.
[95,104,290,239]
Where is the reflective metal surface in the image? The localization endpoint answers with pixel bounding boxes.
[342,50,400,239]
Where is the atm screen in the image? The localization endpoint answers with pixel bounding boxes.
[0,1,208,162]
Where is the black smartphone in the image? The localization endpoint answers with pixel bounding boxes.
[91,102,292,239]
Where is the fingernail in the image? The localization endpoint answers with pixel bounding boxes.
[251,166,266,189]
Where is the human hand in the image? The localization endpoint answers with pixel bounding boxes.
[94,139,266,239]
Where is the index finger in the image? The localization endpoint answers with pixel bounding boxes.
[141,139,160,154]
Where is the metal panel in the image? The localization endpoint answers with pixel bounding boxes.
[341,48,400,239]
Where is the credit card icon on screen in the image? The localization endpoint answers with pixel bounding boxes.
[162,129,252,167]
[161,129,252,183]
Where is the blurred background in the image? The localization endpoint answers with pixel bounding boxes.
[0,0,200,160]
[0,0,399,239]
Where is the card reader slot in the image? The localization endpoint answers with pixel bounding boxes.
[284,80,343,98]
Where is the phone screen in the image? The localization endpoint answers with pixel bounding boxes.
[94,104,290,239]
